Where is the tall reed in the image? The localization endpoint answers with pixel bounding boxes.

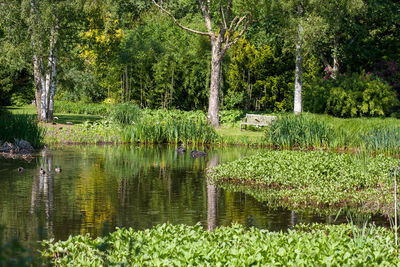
[265,114,334,148]
[0,112,45,148]
[122,118,218,144]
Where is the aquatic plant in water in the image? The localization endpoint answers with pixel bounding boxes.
[41,223,398,266]
[208,150,400,213]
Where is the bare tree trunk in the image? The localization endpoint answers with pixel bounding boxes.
[170,66,174,108]
[333,34,339,74]
[207,33,224,127]
[32,53,43,119]
[294,5,304,115]
[31,0,44,119]
[47,47,57,122]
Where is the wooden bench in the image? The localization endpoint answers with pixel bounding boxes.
[240,114,277,131]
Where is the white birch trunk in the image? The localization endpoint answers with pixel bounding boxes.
[47,47,57,122]
[294,19,303,115]
[31,0,44,119]
[333,34,339,74]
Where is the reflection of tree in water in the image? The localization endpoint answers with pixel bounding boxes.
[207,154,218,231]
[75,158,115,236]
[30,149,54,240]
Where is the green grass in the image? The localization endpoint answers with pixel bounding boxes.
[208,150,400,214]
[6,105,102,125]
[41,223,398,266]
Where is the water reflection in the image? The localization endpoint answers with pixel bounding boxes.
[0,145,389,243]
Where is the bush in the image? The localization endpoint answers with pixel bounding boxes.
[265,114,334,148]
[108,103,142,124]
[304,71,398,117]
[219,110,246,125]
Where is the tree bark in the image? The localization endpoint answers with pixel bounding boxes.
[333,34,339,74]
[30,0,43,119]
[47,47,57,122]
[294,5,304,115]
[207,32,224,127]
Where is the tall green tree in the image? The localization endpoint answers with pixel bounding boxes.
[152,0,264,127]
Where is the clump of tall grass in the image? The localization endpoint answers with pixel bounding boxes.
[108,103,142,125]
[122,118,218,144]
[0,111,45,148]
[54,101,110,115]
[265,114,334,148]
[361,127,400,153]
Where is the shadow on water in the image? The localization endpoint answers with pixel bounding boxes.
[0,144,390,243]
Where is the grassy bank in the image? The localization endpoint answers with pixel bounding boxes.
[208,150,400,214]
[7,104,400,150]
[266,113,400,153]
[42,223,398,266]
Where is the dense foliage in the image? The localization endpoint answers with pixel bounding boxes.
[208,150,399,213]
[42,223,398,266]
[305,72,399,117]
[0,1,399,117]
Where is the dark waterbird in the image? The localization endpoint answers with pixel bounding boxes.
[176,146,186,153]
[17,167,24,172]
[190,146,208,158]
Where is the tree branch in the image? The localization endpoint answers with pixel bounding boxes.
[222,16,251,55]
[198,0,213,34]
[152,0,210,36]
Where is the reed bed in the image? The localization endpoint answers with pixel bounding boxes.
[0,112,45,148]
[265,113,400,153]
[122,118,218,144]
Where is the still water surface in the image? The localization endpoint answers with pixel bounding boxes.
[0,145,382,242]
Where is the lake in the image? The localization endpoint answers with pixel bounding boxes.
[0,145,386,243]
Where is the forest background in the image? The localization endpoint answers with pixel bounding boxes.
[0,0,399,121]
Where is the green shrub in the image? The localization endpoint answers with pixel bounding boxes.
[0,111,45,148]
[42,223,399,266]
[305,72,398,117]
[265,114,334,148]
[219,110,246,125]
[108,103,142,124]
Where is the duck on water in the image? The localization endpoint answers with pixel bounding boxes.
[190,146,208,158]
